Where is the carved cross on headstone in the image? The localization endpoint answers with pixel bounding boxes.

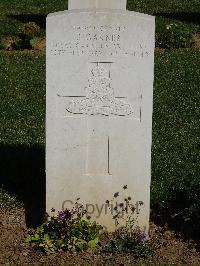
[59,0,131,177]
[59,62,134,176]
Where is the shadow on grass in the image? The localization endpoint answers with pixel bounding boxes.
[7,14,46,29]
[7,13,200,33]
[151,199,200,249]
[0,144,45,228]
[156,12,200,25]
[0,144,200,247]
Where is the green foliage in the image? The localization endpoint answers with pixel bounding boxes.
[127,0,200,13]
[13,22,43,50]
[152,50,200,222]
[104,239,154,257]
[26,189,154,256]
[0,0,199,38]
[104,227,153,257]
[156,18,197,48]
[0,36,21,50]
[26,207,103,253]
[22,22,41,39]
[0,49,200,241]
[105,186,143,228]
[0,0,67,37]
[0,187,23,210]
[0,52,45,145]
[30,37,37,48]
[103,188,153,257]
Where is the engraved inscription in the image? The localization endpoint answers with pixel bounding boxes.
[66,63,134,116]
[50,25,150,58]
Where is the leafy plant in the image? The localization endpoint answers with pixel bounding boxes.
[14,22,42,50]
[0,36,21,50]
[156,18,196,49]
[29,37,40,49]
[105,185,144,228]
[104,236,154,257]
[103,219,154,256]
[103,186,154,257]
[22,22,41,39]
[26,203,103,253]
[26,187,154,257]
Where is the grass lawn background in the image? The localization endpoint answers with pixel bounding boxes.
[0,0,199,36]
[0,0,200,238]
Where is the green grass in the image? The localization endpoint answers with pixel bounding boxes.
[0,0,199,37]
[127,0,200,13]
[0,52,45,210]
[0,52,45,145]
[0,187,23,210]
[152,49,200,215]
[0,50,200,218]
[0,0,67,36]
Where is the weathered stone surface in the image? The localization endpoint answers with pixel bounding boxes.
[46,3,155,231]
[68,0,127,10]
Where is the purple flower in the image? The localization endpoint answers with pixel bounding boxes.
[140,232,150,243]
[57,209,72,222]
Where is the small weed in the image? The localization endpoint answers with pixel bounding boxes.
[26,203,103,253]
[156,18,197,48]
[103,186,154,257]
[0,187,23,210]
[14,22,43,50]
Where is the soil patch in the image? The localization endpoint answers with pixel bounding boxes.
[0,207,200,265]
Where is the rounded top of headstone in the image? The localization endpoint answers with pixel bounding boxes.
[68,0,127,10]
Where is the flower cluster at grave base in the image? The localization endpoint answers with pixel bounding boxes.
[104,227,153,256]
[26,187,154,256]
[26,207,103,253]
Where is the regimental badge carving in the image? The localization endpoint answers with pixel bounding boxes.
[66,63,134,116]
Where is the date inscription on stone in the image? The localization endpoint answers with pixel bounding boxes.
[51,25,150,58]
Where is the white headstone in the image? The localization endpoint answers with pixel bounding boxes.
[46,0,155,232]
[68,0,127,10]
